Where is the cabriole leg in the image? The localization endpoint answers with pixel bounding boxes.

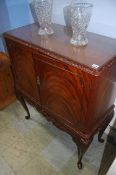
[16,91,30,119]
[98,110,114,143]
[77,146,85,169]
[73,136,93,169]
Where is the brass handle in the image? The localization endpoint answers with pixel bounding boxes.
[37,76,41,85]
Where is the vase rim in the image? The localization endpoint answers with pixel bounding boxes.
[71,3,93,8]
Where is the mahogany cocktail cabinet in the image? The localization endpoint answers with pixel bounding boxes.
[4,23,116,169]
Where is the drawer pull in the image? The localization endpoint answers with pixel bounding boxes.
[37,76,40,85]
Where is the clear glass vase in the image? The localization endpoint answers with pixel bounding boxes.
[70,2,93,46]
[33,0,54,35]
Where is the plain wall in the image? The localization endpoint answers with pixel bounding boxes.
[28,0,116,39]
[5,0,32,29]
[0,0,10,33]
[2,0,116,39]
[51,0,116,39]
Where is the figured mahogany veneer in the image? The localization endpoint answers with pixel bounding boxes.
[4,23,116,169]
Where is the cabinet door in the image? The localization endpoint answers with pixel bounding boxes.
[34,54,87,128]
[6,39,40,103]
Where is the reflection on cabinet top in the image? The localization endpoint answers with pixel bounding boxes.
[4,23,116,74]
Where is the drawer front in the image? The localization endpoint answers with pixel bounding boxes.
[33,53,91,129]
[5,38,40,103]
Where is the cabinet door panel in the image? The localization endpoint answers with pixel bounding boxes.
[34,56,87,128]
[6,39,40,102]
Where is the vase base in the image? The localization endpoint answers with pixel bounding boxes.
[38,27,54,35]
[70,38,88,47]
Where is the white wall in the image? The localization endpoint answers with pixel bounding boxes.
[51,0,116,39]
[3,0,116,39]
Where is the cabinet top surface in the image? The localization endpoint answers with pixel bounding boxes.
[5,23,116,71]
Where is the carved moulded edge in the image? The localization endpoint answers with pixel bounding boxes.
[4,34,116,77]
